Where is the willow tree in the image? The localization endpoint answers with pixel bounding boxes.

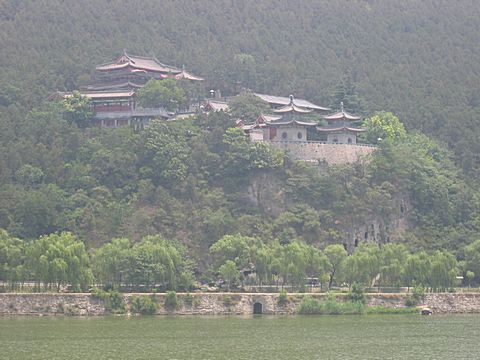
[25,232,93,291]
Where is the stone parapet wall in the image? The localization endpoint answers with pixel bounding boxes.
[0,293,479,316]
[269,142,376,165]
[0,293,105,316]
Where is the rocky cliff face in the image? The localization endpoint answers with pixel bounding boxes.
[246,170,411,251]
[246,172,286,217]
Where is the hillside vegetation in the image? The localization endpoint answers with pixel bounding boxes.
[0,1,479,287]
[1,0,480,174]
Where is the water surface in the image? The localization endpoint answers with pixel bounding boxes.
[0,315,478,359]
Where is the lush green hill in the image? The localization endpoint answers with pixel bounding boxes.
[1,0,480,173]
[0,1,479,282]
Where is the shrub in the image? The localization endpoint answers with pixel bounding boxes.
[405,296,417,307]
[131,296,157,315]
[322,294,364,315]
[412,286,425,302]
[184,293,194,306]
[297,296,322,314]
[91,288,125,313]
[347,283,366,304]
[278,289,288,306]
[165,291,178,310]
[297,294,365,315]
[223,295,233,307]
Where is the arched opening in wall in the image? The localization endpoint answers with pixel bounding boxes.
[253,302,263,314]
[354,238,359,247]
[348,138,352,144]
[297,132,303,139]
[342,243,347,251]
[364,232,368,240]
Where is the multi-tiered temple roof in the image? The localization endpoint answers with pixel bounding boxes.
[318,102,365,133]
[316,102,365,144]
[253,93,330,111]
[96,51,179,74]
[53,51,204,128]
[91,51,204,91]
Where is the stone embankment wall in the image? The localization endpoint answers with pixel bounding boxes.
[0,293,479,316]
[269,142,376,165]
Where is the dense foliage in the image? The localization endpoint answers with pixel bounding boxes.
[1,0,480,174]
[0,103,479,289]
[209,235,461,292]
[0,1,480,292]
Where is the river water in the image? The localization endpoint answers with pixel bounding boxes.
[0,315,478,359]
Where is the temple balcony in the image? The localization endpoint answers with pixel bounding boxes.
[93,107,169,120]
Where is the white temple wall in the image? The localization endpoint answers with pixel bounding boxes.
[327,132,357,144]
[268,126,308,142]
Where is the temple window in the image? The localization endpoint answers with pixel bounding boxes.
[282,132,288,139]
[348,138,352,144]
[297,132,303,139]
[364,232,368,240]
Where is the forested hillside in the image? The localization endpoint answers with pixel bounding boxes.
[1,0,480,174]
[0,1,480,287]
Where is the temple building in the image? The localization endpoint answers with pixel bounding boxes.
[88,50,203,92]
[52,51,203,128]
[203,99,229,112]
[242,95,319,142]
[50,90,169,128]
[317,102,365,144]
[252,93,330,112]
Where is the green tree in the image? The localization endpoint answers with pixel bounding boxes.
[15,165,44,187]
[62,91,94,128]
[466,271,475,288]
[249,142,284,171]
[0,229,26,287]
[25,232,93,291]
[363,112,406,144]
[428,251,457,292]
[379,244,408,287]
[330,75,365,114]
[464,240,480,284]
[210,234,259,269]
[228,94,271,122]
[324,244,347,289]
[304,245,329,290]
[137,79,188,112]
[403,251,431,290]
[92,238,131,288]
[141,120,191,189]
[218,260,240,290]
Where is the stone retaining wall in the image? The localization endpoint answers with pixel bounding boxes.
[0,292,479,316]
[269,142,376,165]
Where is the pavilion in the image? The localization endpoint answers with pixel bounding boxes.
[317,102,365,144]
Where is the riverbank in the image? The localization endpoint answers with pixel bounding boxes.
[0,292,479,316]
